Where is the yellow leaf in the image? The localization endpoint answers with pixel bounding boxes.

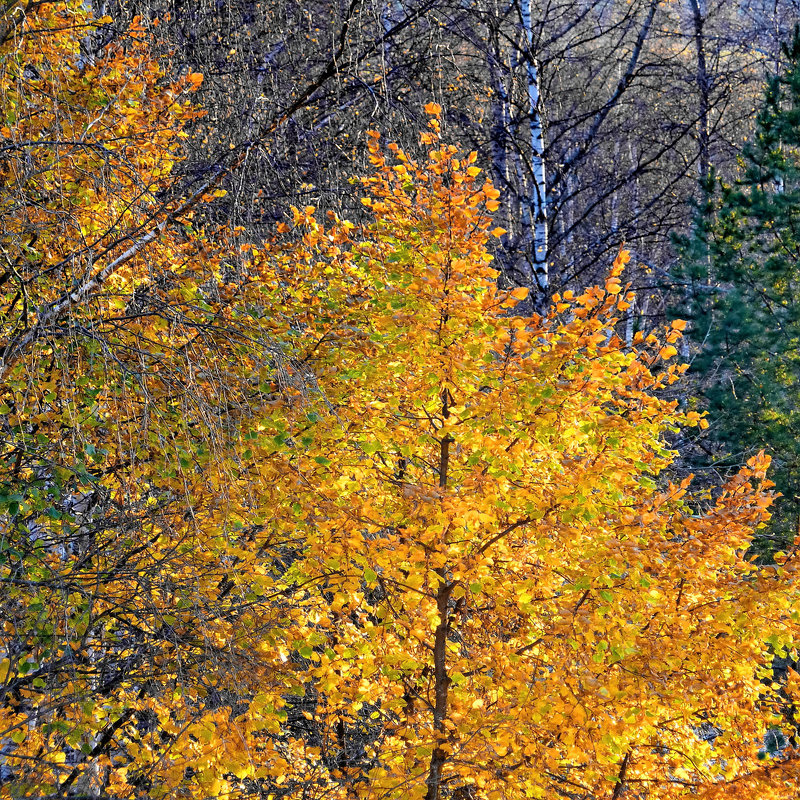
[659,345,678,360]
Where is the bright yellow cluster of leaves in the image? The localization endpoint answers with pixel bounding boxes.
[0,4,310,797]
[243,114,800,799]
[1,7,799,800]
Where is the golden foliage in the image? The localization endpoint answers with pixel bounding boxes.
[0,12,798,799]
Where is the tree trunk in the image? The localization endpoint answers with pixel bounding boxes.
[688,0,710,187]
[520,0,548,303]
[426,393,454,800]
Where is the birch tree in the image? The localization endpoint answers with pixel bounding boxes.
[84,0,800,319]
[520,0,548,301]
[3,11,800,795]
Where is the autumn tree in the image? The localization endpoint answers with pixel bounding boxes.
[235,110,800,800]
[0,4,318,797]
[2,7,800,799]
[103,0,780,313]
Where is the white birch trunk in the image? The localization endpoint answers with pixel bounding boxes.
[521,0,548,298]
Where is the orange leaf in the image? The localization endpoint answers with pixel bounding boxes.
[659,345,678,359]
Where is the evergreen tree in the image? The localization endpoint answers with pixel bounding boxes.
[682,27,800,553]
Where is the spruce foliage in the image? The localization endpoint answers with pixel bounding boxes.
[681,28,800,552]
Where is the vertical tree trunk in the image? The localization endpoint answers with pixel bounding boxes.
[610,132,621,235]
[488,31,511,208]
[685,0,711,362]
[426,393,454,800]
[520,0,548,301]
[628,138,641,351]
[381,0,401,79]
[424,571,453,800]
[688,0,710,187]
[489,74,509,192]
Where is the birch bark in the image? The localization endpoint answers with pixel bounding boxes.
[520,0,549,300]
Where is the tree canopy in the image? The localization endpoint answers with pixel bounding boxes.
[1,5,799,800]
[681,27,800,553]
